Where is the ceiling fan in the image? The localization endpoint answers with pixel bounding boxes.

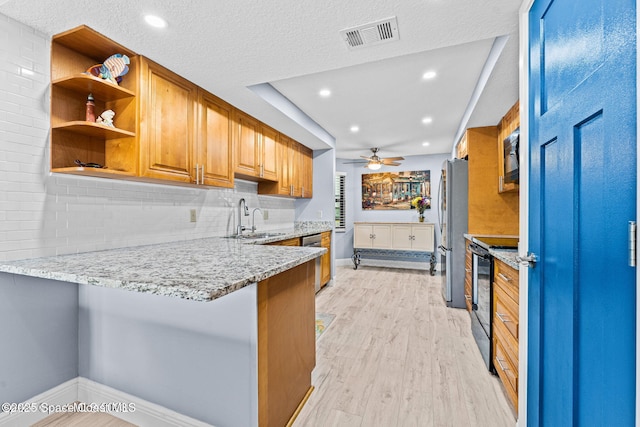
[345,148,405,170]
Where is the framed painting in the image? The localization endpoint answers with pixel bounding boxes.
[361,170,431,210]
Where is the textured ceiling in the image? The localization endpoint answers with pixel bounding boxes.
[0,0,521,158]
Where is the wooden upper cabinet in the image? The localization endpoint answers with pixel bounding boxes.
[300,145,313,198]
[234,110,260,178]
[258,134,313,198]
[260,124,279,181]
[198,90,234,188]
[259,134,292,196]
[497,101,520,193]
[139,57,197,183]
[289,140,302,197]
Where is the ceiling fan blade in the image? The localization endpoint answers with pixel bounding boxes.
[385,162,401,166]
[342,161,367,164]
[382,156,405,161]
[360,155,373,160]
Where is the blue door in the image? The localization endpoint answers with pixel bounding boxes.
[528,0,636,425]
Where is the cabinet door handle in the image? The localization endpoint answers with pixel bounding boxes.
[465,294,472,300]
[194,164,200,185]
[499,175,504,192]
[497,273,512,282]
[200,165,205,184]
[465,268,472,273]
[496,312,511,323]
[496,356,510,372]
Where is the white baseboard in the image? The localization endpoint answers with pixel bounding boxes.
[336,257,441,272]
[0,378,213,427]
[0,378,78,426]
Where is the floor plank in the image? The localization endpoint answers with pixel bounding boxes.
[294,266,516,427]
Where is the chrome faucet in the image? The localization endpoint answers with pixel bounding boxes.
[237,198,249,236]
[251,207,263,232]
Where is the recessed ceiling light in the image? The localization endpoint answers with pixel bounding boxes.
[319,88,331,98]
[350,125,359,133]
[144,15,167,28]
[422,141,430,146]
[422,117,433,124]
[422,71,437,80]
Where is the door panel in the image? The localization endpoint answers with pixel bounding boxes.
[528,0,636,425]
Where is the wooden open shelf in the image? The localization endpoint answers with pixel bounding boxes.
[53,121,135,138]
[51,167,136,178]
[53,74,135,100]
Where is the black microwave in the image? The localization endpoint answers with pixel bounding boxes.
[503,127,520,184]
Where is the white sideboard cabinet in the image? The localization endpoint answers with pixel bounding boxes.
[353,222,436,274]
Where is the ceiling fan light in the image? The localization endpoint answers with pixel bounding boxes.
[367,162,382,170]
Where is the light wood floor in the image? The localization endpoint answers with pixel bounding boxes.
[31,409,136,426]
[293,265,516,427]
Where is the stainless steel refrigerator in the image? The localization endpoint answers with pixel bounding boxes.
[437,159,468,308]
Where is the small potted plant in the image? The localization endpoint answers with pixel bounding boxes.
[411,196,430,222]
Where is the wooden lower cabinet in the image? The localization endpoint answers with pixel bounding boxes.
[258,261,315,427]
[320,231,331,287]
[492,258,519,414]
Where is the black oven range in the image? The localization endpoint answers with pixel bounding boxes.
[468,236,518,371]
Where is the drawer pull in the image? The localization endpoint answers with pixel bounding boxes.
[496,312,511,323]
[465,268,472,273]
[497,272,512,282]
[465,294,472,300]
[496,356,510,372]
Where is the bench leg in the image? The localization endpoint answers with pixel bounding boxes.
[430,252,436,276]
[352,249,361,270]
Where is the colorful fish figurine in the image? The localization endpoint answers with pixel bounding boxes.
[99,54,130,85]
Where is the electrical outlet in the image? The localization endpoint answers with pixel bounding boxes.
[190,209,197,223]
[263,210,269,220]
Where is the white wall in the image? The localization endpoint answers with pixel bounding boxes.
[335,153,450,261]
[0,14,296,262]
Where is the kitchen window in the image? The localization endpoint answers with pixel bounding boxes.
[335,172,346,232]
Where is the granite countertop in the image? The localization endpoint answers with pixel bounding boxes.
[490,248,520,270]
[0,225,331,302]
